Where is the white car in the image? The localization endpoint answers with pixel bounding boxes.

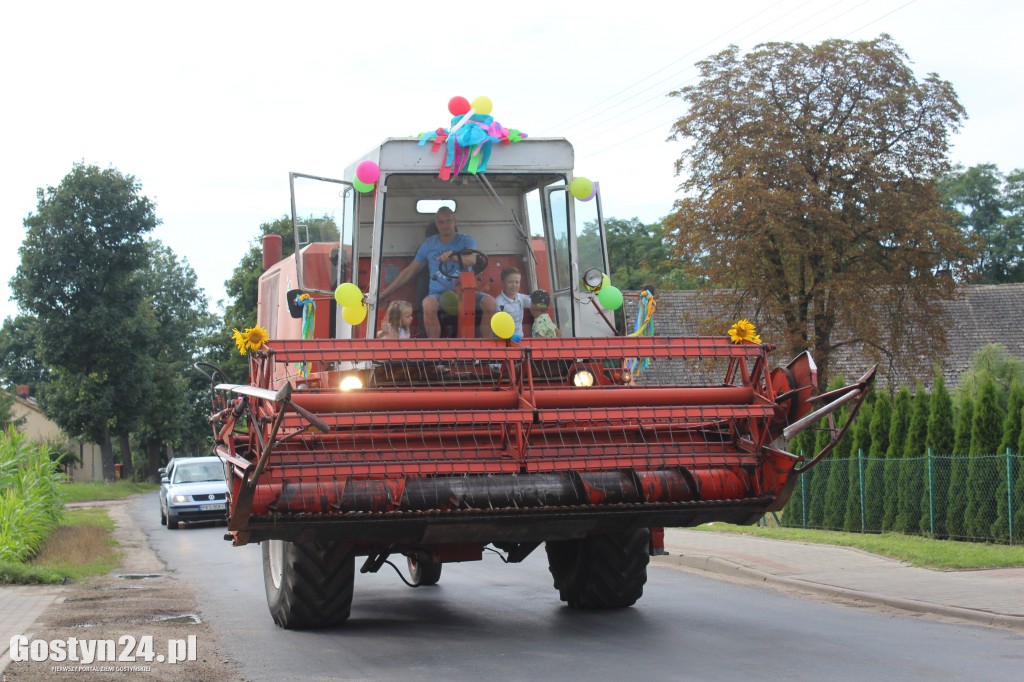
[159,456,229,530]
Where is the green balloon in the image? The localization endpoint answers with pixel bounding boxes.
[440,290,461,315]
[352,176,375,193]
[597,285,623,310]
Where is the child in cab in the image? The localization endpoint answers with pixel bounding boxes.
[494,267,532,337]
[529,289,560,338]
[377,300,414,339]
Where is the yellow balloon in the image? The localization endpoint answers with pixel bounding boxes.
[569,177,594,200]
[471,96,493,115]
[334,282,363,307]
[490,311,515,339]
[342,304,367,326]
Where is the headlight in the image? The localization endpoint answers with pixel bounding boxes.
[339,375,363,391]
[571,368,595,387]
[171,494,189,503]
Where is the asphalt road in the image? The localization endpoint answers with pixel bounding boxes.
[136,493,1023,682]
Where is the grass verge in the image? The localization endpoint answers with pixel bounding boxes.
[695,523,1024,570]
[60,480,159,503]
[0,508,119,584]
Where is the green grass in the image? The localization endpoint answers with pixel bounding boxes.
[60,480,159,503]
[696,523,1024,570]
[0,508,119,584]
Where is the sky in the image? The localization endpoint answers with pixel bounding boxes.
[2,0,1022,322]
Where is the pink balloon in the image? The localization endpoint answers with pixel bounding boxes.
[448,96,471,116]
[356,160,380,185]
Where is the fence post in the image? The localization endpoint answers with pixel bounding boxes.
[927,447,935,537]
[1008,448,1014,545]
[858,447,866,533]
[800,450,808,529]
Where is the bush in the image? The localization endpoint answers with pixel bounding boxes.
[0,428,66,562]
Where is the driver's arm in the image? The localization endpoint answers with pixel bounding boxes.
[379,259,425,299]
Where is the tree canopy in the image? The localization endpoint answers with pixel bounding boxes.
[665,35,974,386]
[578,218,701,291]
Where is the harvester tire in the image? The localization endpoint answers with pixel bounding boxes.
[407,552,442,586]
[545,528,650,609]
[262,539,354,629]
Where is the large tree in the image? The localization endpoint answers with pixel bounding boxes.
[579,218,701,292]
[665,35,973,387]
[10,164,157,480]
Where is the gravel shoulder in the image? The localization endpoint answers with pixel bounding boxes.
[4,498,245,681]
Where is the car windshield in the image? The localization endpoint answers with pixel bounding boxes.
[172,463,223,484]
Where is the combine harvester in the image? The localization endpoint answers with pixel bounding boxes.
[203,98,873,628]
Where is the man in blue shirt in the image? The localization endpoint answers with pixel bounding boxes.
[379,207,496,338]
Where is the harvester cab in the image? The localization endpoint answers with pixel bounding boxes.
[207,133,874,630]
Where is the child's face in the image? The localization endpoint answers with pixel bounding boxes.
[502,273,521,298]
[530,303,547,317]
[400,307,414,328]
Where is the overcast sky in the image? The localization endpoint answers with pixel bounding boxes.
[2,0,1022,322]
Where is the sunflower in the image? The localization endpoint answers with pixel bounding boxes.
[244,325,270,352]
[231,328,248,356]
[728,319,761,344]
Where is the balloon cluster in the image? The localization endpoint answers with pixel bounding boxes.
[334,283,367,325]
[569,176,598,202]
[583,270,623,311]
[418,96,527,181]
[353,160,379,194]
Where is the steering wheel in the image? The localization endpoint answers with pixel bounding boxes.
[437,248,489,280]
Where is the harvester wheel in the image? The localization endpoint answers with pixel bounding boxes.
[545,528,650,609]
[262,539,355,629]
[407,552,442,587]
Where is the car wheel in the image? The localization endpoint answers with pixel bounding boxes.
[160,506,167,526]
[166,513,180,530]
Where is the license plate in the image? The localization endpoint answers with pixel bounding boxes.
[200,503,226,511]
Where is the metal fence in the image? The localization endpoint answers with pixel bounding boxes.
[782,449,1024,544]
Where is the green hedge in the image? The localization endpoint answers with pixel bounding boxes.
[0,428,66,562]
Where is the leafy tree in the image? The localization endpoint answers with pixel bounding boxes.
[0,316,50,394]
[579,218,701,292]
[991,380,1024,540]
[924,373,955,536]
[965,376,1003,539]
[10,164,157,480]
[666,35,972,388]
[945,396,974,539]
[895,385,929,533]
[938,163,1024,283]
[957,344,1024,409]
[878,389,907,531]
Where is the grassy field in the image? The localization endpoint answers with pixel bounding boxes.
[59,480,159,503]
[696,523,1024,570]
[0,507,119,584]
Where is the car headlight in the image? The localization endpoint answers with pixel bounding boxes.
[171,494,190,503]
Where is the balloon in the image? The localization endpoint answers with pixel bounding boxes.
[511,332,522,343]
[583,181,598,201]
[448,96,471,116]
[440,290,461,315]
[334,282,363,307]
[352,176,375,193]
[342,304,367,325]
[470,96,493,115]
[597,285,623,310]
[601,273,610,289]
[569,177,593,200]
[356,160,380,184]
[490,311,515,339]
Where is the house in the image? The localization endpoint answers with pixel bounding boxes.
[7,386,103,482]
[623,283,1024,390]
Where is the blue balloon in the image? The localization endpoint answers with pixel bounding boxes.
[511,332,522,343]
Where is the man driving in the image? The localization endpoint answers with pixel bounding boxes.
[379,207,496,338]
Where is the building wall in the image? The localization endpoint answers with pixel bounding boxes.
[9,394,103,483]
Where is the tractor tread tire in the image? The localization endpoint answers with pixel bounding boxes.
[546,528,650,609]
[263,540,354,629]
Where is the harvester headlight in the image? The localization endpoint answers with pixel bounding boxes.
[571,368,595,387]
[339,375,363,391]
[582,268,607,293]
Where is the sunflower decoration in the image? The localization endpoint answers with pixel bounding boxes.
[231,325,270,355]
[727,319,761,344]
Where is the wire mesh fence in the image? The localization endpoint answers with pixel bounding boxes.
[782,449,1024,544]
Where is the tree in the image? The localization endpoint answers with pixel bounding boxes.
[938,164,1024,283]
[945,396,973,539]
[579,218,701,292]
[0,316,50,394]
[924,373,955,536]
[10,164,157,480]
[957,344,1024,408]
[991,380,1024,540]
[895,385,929,533]
[666,35,972,387]
[965,376,1003,539]
[881,389,908,531]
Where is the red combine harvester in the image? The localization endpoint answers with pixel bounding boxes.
[205,135,873,629]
